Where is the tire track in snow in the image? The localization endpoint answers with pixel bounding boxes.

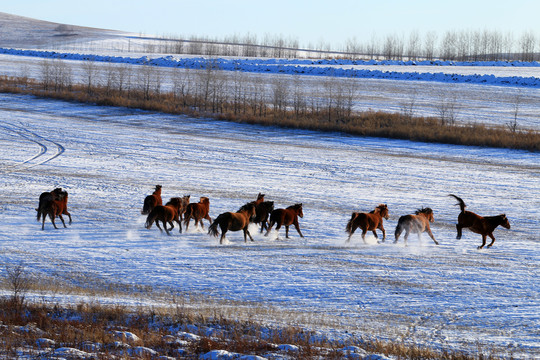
[0,122,65,173]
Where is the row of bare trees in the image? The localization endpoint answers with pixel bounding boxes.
[37,59,359,123]
[137,29,540,62]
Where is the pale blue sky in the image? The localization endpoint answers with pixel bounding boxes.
[3,1,539,47]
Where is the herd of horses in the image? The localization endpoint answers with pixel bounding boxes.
[35,186,511,249]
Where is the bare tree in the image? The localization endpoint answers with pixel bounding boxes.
[81,59,98,94]
[424,31,437,61]
[437,91,459,126]
[507,91,521,133]
[5,263,33,306]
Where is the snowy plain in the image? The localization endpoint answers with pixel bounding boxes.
[0,12,539,359]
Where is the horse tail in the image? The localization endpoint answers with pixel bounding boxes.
[394,216,405,240]
[208,216,223,238]
[345,212,359,234]
[145,208,158,229]
[449,194,466,212]
[183,204,193,226]
[141,196,153,215]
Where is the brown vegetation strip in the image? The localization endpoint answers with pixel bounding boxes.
[1,75,538,152]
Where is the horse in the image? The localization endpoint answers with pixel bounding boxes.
[345,204,389,243]
[253,201,274,233]
[183,196,212,231]
[265,203,304,239]
[141,185,162,215]
[37,190,69,230]
[145,197,185,235]
[394,207,438,245]
[254,193,265,205]
[208,203,257,244]
[36,188,72,224]
[449,194,510,249]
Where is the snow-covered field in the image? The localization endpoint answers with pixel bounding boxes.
[0,92,538,358]
[0,11,539,359]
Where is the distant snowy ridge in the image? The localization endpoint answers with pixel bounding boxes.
[2,47,540,88]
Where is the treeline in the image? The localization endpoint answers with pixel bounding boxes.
[134,29,540,62]
[2,58,539,151]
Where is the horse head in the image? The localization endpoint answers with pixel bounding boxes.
[167,197,182,209]
[500,214,511,229]
[200,196,210,204]
[377,204,389,220]
[294,203,304,218]
[256,193,265,201]
[417,207,434,222]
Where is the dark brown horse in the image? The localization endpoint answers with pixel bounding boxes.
[253,201,275,233]
[345,204,389,243]
[36,188,72,224]
[37,189,69,230]
[449,194,510,249]
[208,203,257,244]
[145,197,185,235]
[265,203,304,239]
[394,207,438,245]
[183,196,212,231]
[141,185,162,215]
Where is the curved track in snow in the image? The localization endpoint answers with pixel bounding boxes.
[0,122,65,173]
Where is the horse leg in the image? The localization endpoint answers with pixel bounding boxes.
[184,216,191,231]
[176,219,182,233]
[487,233,496,248]
[478,235,487,249]
[426,228,439,245]
[50,213,58,229]
[58,214,67,228]
[285,225,290,238]
[220,227,227,244]
[264,221,274,237]
[456,224,463,239]
[403,230,410,246]
[394,226,402,243]
[244,228,254,243]
[346,225,356,242]
[380,225,386,242]
[293,220,304,238]
[361,229,367,244]
[64,210,72,224]
[371,230,378,239]
[155,221,163,232]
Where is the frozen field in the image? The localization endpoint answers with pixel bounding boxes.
[0,93,538,358]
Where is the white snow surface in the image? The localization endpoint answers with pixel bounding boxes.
[0,12,539,358]
[0,93,538,358]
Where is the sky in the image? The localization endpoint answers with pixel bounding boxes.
[2,1,539,48]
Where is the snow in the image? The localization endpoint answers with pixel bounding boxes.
[0,12,539,359]
[0,93,538,358]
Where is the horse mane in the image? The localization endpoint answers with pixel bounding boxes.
[415,207,433,215]
[238,202,256,212]
[287,203,302,209]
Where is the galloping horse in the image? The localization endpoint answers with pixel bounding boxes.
[37,188,72,224]
[141,185,162,215]
[37,189,70,230]
[183,196,212,231]
[394,208,438,245]
[449,194,510,249]
[265,203,304,239]
[253,201,275,233]
[208,203,257,244]
[254,193,265,205]
[345,204,389,243]
[145,197,185,235]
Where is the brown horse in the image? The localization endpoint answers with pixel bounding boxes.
[183,196,212,231]
[141,185,162,215]
[37,189,69,230]
[265,203,304,239]
[253,201,275,233]
[345,204,389,243]
[449,194,510,249]
[394,207,438,245]
[208,203,257,244]
[145,197,185,235]
[36,188,72,224]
